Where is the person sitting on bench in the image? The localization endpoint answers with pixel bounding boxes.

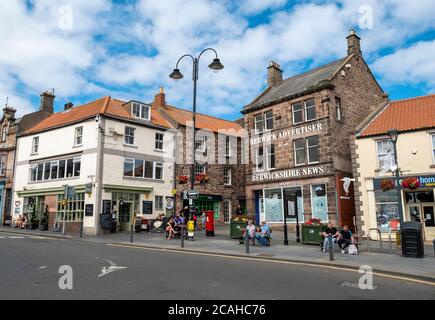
[243,220,256,244]
[165,217,177,240]
[322,223,339,252]
[256,221,271,246]
[338,225,355,254]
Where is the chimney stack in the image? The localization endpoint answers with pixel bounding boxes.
[152,87,166,109]
[64,102,74,111]
[267,61,283,88]
[40,90,55,114]
[3,106,16,120]
[346,29,361,56]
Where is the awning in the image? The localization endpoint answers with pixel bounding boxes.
[17,185,86,197]
[103,184,153,194]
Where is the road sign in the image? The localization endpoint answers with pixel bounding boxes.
[186,190,199,200]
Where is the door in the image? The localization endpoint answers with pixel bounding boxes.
[408,205,421,223]
[119,203,132,232]
[422,206,434,227]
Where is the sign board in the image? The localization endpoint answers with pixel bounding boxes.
[166,197,174,210]
[142,201,153,215]
[85,183,93,194]
[100,213,112,229]
[102,200,111,215]
[187,190,199,200]
[15,201,21,208]
[85,204,94,217]
[64,186,76,198]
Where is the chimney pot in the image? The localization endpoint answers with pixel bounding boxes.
[153,87,166,109]
[267,61,283,87]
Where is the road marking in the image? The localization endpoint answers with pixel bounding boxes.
[107,243,435,287]
[97,259,127,278]
[8,236,25,239]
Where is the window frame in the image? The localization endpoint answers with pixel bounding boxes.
[225,136,232,157]
[224,168,232,185]
[0,154,6,176]
[1,125,7,142]
[264,110,274,131]
[304,98,316,122]
[431,133,435,165]
[335,97,342,121]
[123,157,134,177]
[32,136,39,154]
[254,113,264,134]
[266,144,275,170]
[154,162,164,180]
[155,132,164,150]
[124,126,135,146]
[376,139,394,169]
[155,195,164,211]
[306,136,320,164]
[292,102,304,125]
[255,146,264,172]
[293,138,306,166]
[195,164,206,175]
[74,126,83,146]
[131,102,150,121]
[195,134,207,152]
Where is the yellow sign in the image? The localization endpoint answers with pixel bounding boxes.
[187,220,195,232]
[172,189,177,196]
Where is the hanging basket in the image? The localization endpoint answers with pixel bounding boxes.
[402,178,420,190]
[380,179,395,192]
[177,175,189,184]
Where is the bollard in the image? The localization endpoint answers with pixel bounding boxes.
[130,223,134,243]
[433,239,435,257]
[181,224,185,248]
[328,234,334,261]
[245,231,250,254]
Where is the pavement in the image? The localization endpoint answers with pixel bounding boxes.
[0,233,434,300]
[1,225,435,282]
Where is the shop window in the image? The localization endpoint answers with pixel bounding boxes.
[56,193,84,222]
[375,190,399,232]
[311,184,328,222]
[264,188,283,222]
[283,187,304,223]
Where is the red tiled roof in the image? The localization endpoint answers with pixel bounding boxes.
[163,105,244,135]
[359,94,435,137]
[24,97,173,134]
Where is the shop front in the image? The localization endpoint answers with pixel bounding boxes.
[182,194,222,222]
[373,174,435,240]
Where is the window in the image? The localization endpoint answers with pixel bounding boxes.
[254,111,273,134]
[56,193,85,222]
[335,97,342,121]
[155,133,164,150]
[58,160,66,179]
[225,136,231,157]
[50,161,58,179]
[294,138,305,166]
[305,99,316,121]
[223,200,231,223]
[264,188,283,222]
[376,139,394,169]
[264,111,274,131]
[311,184,328,222]
[37,163,43,181]
[44,162,51,180]
[254,114,264,134]
[74,126,83,146]
[292,103,303,124]
[1,125,7,142]
[266,144,275,170]
[32,137,39,154]
[375,190,399,232]
[155,196,164,210]
[124,158,134,177]
[307,136,320,164]
[73,157,81,177]
[255,146,264,171]
[134,159,144,178]
[145,161,153,178]
[154,162,163,180]
[125,126,135,145]
[132,102,150,120]
[0,154,6,176]
[224,168,232,185]
[195,164,206,175]
[30,164,37,182]
[195,135,207,152]
[431,134,435,163]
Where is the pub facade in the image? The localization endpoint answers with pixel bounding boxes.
[242,30,387,230]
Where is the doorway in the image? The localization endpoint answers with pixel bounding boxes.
[119,203,132,232]
[405,190,435,240]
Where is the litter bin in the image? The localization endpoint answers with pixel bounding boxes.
[302,224,326,245]
[230,220,247,239]
[206,210,215,237]
[401,222,424,258]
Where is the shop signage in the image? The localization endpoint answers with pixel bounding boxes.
[142,201,153,215]
[166,197,174,210]
[374,174,435,190]
[85,204,94,217]
[252,166,325,182]
[250,122,323,145]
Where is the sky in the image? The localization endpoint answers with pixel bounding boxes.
[0,0,434,120]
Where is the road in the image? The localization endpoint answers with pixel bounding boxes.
[0,233,434,300]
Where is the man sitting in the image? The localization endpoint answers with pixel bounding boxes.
[322,223,339,252]
[256,221,271,246]
[338,225,355,254]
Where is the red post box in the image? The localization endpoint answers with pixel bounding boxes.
[205,210,215,237]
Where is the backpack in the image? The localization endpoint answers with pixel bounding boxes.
[348,244,358,255]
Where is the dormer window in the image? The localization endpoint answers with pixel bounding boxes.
[131,102,150,120]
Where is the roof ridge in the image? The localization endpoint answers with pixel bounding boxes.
[390,93,435,105]
[165,105,242,126]
[281,57,346,83]
[101,96,111,114]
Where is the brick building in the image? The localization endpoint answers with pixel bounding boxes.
[0,91,54,224]
[151,89,246,224]
[242,30,387,229]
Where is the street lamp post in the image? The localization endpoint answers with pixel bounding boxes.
[170,48,224,219]
[387,128,404,225]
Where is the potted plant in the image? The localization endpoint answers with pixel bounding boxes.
[39,207,49,231]
[28,209,39,230]
[380,179,395,192]
[402,178,420,190]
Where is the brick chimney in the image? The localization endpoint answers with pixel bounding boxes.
[152,87,166,109]
[346,29,361,56]
[267,61,283,87]
[3,106,16,120]
[40,90,55,113]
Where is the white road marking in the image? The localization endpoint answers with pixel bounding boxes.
[8,236,25,239]
[38,266,48,270]
[0,236,5,239]
[97,260,127,278]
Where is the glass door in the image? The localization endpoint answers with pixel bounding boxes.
[422,206,434,227]
[408,205,421,223]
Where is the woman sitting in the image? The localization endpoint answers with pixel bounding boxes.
[165,217,178,240]
[14,215,23,228]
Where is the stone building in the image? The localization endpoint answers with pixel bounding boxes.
[151,89,246,224]
[242,30,387,230]
[0,91,54,224]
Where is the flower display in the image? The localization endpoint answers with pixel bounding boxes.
[177,175,189,184]
[402,178,420,190]
[380,179,395,192]
[195,174,209,183]
[305,218,321,225]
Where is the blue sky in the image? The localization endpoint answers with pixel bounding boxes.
[1,0,434,120]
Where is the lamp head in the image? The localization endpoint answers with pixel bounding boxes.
[208,58,224,72]
[169,68,184,80]
[387,128,399,143]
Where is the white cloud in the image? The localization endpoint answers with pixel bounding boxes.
[372,40,435,87]
[238,0,287,15]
